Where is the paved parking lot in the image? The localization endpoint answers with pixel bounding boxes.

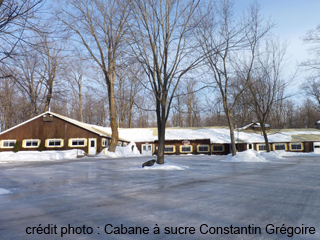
[0,155,320,239]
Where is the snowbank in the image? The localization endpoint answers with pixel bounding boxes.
[0,149,84,162]
[97,142,141,158]
[222,150,268,162]
[222,150,320,163]
[267,150,320,158]
[141,159,189,170]
[0,188,11,195]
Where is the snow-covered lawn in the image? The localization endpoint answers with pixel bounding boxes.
[97,142,141,158]
[221,149,320,163]
[0,149,85,162]
[0,188,11,195]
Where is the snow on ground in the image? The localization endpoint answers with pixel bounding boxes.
[222,150,269,162]
[140,158,189,170]
[97,142,142,158]
[0,188,11,195]
[222,150,320,162]
[0,149,84,162]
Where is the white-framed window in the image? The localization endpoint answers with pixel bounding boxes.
[180,145,192,153]
[69,138,87,147]
[273,143,286,151]
[45,139,64,148]
[102,138,108,147]
[23,139,40,148]
[258,144,267,151]
[212,145,224,152]
[290,143,303,151]
[1,140,16,148]
[164,145,175,153]
[197,145,209,153]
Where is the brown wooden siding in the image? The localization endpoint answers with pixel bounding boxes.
[0,115,110,154]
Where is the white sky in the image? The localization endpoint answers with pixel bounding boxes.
[235,0,320,99]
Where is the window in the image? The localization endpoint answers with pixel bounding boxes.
[258,144,267,151]
[117,142,122,146]
[102,138,108,147]
[69,138,87,147]
[46,139,63,148]
[143,145,152,151]
[274,143,286,151]
[164,145,175,153]
[23,139,40,148]
[198,145,209,153]
[212,145,224,152]
[1,140,16,148]
[180,145,192,153]
[290,143,303,151]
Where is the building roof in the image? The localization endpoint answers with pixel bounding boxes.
[0,111,129,142]
[2,112,320,144]
[106,126,320,144]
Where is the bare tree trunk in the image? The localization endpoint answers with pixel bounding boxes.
[106,70,119,152]
[44,80,53,112]
[157,98,166,164]
[226,111,237,156]
[261,124,270,152]
[79,83,83,122]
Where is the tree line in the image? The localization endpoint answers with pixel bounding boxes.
[1,0,320,162]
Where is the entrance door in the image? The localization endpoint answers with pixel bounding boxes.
[142,144,153,156]
[88,138,97,155]
[314,142,320,153]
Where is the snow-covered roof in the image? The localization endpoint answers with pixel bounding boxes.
[88,126,320,144]
[236,122,270,130]
[0,111,129,142]
[2,112,320,144]
[110,127,320,144]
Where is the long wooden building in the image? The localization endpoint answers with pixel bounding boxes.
[0,112,129,155]
[1,112,320,156]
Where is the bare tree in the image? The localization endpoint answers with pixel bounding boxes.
[128,0,201,164]
[115,63,144,128]
[55,0,131,152]
[196,0,272,155]
[0,0,44,77]
[64,56,89,122]
[38,36,62,112]
[246,40,290,152]
[13,44,45,116]
[301,24,320,113]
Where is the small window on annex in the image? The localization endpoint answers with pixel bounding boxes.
[274,143,286,151]
[69,139,86,147]
[290,143,303,151]
[23,139,40,148]
[212,145,224,152]
[102,138,108,147]
[46,139,63,147]
[164,145,175,153]
[198,145,209,153]
[180,145,192,153]
[1,140,16,148]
